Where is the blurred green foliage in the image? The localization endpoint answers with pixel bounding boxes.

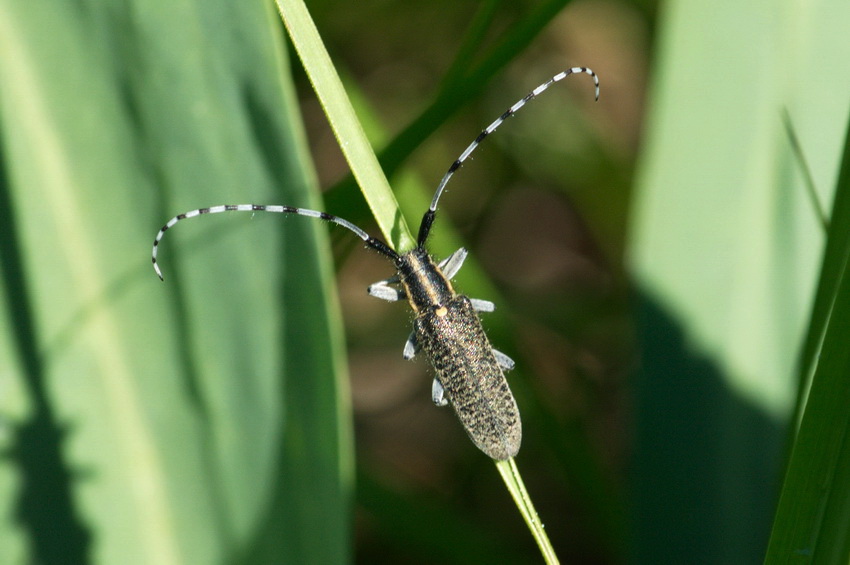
[0,0,350,563]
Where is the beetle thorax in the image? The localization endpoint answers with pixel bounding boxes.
[397,248,456,315]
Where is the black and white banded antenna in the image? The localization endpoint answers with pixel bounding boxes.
[152,67,598,280]
[416,66,599,247]
[151,204,399,280]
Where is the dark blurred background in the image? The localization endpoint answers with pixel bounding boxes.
[293,1,653,562]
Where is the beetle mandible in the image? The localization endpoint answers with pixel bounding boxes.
[152,67,599,460]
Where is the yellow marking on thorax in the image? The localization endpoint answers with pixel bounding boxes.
[400,252,456,314]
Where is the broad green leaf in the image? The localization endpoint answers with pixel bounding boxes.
[0,1,351,563]
[627,0,850,561]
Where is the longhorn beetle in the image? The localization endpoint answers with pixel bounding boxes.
[152,67,599,460]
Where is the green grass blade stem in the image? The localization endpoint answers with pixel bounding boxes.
[274,0,415,251]
[496,458,560,564]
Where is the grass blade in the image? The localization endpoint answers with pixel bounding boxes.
[765,109,850,564]
[496,459,560,564]
[274,0,414,251]
[0,1,351,562]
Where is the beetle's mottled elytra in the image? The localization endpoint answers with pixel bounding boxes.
[152,67,599,460]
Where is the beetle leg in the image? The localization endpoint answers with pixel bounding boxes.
[403,331,419,360]
[438,248,468,279]
[431,378,448,406]
[492,349,515,371]
[367,277,404,302]
[469,298,495,312]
